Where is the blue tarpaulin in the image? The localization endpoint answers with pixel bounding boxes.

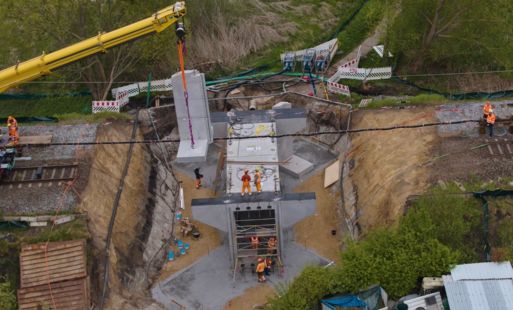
[321,295,366,309]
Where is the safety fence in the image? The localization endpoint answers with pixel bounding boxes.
[473,189,513,262]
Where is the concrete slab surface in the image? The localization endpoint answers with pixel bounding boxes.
[279,138,337,191]
[152,240,329,310]
[280,154,314,178]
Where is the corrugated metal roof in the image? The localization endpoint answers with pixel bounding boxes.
[451,262,513,280]
[444,262,513,310]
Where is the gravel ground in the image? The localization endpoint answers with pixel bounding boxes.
[1,124,97,215]
[20,124,98,160]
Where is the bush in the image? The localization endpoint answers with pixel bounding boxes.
[0,280,16,310]
[267,266,339,310]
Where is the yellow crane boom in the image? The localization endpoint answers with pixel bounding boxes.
[0,2,186,93]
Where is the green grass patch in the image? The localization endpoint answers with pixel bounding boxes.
[335,0,386,59]
[57,111,132,124]
[364,94,446,108]
[0,96,92,119]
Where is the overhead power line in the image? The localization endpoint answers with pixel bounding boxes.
[23,119,480,147]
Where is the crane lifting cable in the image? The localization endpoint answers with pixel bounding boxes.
[176,22,195,148]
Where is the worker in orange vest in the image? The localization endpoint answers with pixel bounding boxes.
[241,169,251,196]
[251,235,259,249]
[267,237,277,254]
[483,101,492,119]
[194,168,203,189]
[486,110,496,137]
[6,116,18,145]
[256,257,266,282]
[254,168,262,193]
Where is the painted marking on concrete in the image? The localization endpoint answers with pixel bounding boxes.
[47,182,52,187]
[18,184,22,189]
[38,183,42,188]
[506,144,512,154]
[9,184,13,189]
[28,183,32,188]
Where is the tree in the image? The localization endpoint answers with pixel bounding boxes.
[267,266,339,310]
[387,0,511,72]
[0,0,176,99]
[338,229,458,298]
[399,188,482,261]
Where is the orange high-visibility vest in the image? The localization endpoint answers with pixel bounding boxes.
[483,104,492,115]
[487,114,496,125]
[256,262,266,273]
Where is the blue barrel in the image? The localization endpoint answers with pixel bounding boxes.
[177,240,184,248]
[184,243,190,250]
[168,250,175,261]
[180,248,186,255]
[176,212,183,221]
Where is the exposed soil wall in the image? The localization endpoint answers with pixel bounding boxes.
[342,107,437,235]
[77,120,153,307]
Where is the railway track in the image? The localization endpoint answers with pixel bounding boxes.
[483,138,513,157]
[1,163,78,184]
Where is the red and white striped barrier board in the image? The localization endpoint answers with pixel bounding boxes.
[92,101,120,113]
[327,81,351,96]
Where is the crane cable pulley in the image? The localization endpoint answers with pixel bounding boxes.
[176,22,195,148]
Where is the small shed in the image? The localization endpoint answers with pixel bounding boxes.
[17,239,89,310]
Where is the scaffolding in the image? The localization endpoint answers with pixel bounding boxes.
[231,207,283,280]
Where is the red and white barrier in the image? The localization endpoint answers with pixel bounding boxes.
[92,101,120,113]
[327,81,351,96]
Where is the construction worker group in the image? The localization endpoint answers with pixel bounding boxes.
[241,168,262,196]
[483,101,496,137]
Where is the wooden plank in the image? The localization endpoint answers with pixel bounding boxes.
[29,221,48,227]
[21,241,84,258]
[19,135,53,145]
[18,278,87,310]
[21,248,84,265]
[54,215,75,225]
[22,263,85,280]
[324,160,340,188]
[23,267,86,287]
[22,240,84,254]
[21,253,84,270]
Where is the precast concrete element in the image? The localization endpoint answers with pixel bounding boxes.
[192,192,316,266]
[171,70,213,162]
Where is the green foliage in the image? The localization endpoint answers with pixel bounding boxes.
[339,229,458,298]
[400,187,482,261]
[337,0,387,55]
[57,111,132,124]
[0,280,16,310]
[268,185,488,307]
[0,96,91,118]
[387,0,513,73]
[267,266,339,310]
[365,94,445,108]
